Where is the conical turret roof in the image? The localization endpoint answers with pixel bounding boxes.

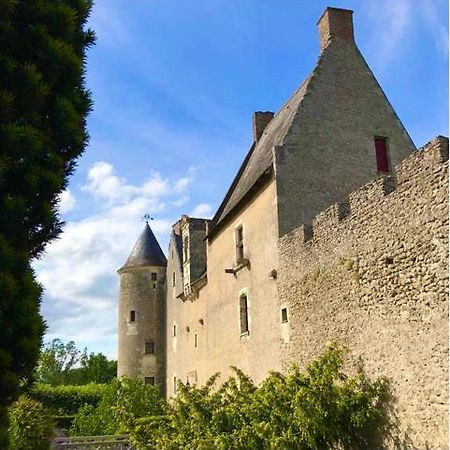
[120,223,167,270]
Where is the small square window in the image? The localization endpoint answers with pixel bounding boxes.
[130,310,136,322]
[151,272,157,281]
[144,340,155,354]
[144,376,155,386]
[281,308,288,323]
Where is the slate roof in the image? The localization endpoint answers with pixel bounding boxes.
[120,222,167,270]
[210,73,313,230]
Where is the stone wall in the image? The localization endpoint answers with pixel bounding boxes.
[277,137,448,449]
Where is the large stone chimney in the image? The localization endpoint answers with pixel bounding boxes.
[317,7,354,51]
[252,111,274,143]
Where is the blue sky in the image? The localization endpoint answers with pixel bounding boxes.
[33,0,448,358]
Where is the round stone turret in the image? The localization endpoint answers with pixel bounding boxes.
[117,223,166,393]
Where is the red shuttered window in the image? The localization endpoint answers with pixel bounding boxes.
[375,137,389,172]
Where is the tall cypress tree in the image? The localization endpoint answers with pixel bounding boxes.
[0,1,94,445]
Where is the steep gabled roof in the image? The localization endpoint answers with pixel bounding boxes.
[120,222,167,270]
[210,73,314,230]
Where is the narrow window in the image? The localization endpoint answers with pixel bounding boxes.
[374,137,389,172]
[130,310,136,322]
[173,324,177,337]
[172,272,176,287]
[235,225,244,262]
[151,272,157,281]
[144,376,155,386]
[194,333,198,348]
[173,376,177,395]
[183,236,189,262]
[144,340,155,354]
[239,293,249,334]
[281,308,288,323]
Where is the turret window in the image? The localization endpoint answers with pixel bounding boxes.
[144,340,155,354]
[130,310,136,322]
[151,272,157,281]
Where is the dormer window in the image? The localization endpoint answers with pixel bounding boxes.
[235,225,244,262]
[183,236,189,262]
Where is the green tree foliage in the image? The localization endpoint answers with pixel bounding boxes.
[0,0,94,446]
[35,339,117,385]
[8,395,53,450]
[132,346,395,450]
[35,339,80,386]
[70,377,165,437]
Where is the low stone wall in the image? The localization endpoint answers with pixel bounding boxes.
[277,137,448,448]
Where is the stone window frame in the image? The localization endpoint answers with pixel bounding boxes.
[129,310,136,323]
[235,223,245,263]
[183,235,189,262]
[144,340,155,354]
[238,288,250,337]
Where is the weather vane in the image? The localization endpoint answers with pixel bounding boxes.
[143,214,154,224]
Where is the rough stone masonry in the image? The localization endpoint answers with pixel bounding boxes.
[277,137,449,448]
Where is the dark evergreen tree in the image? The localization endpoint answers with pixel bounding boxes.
[0,1,94,445]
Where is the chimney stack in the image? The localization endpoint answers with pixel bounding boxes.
[317,7,354,51]
[252,111,274,142]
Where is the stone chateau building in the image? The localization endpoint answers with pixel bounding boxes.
[117,7,448,448]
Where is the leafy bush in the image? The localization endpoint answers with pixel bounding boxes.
[31,382,107,415]
[70,382,117,436]
[70,377,164,437]
[132,345,394,449]
[8,395,53,450]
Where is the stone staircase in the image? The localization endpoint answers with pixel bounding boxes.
[51,434,132,449]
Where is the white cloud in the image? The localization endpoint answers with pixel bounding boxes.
[190,203,213,218]
[366,0,413,70]
[35,160,201,356]
[420,0,449,56]
[58,189,76,214]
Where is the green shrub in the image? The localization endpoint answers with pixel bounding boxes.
[31,382,107,415]
[70,382,117,436]
[8,395,53,450]
[70,377,165,437]
[131,345,395,449]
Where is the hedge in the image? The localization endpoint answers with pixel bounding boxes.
[31,383,107,415]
